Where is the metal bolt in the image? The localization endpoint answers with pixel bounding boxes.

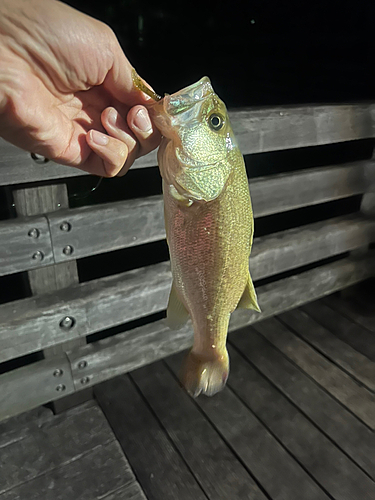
[59,316,75,329]
[30,152,49,164]
[63,245,73,256]
[28,228,40,238]
[53,369,64,377]
[32,251,44,261]
[60,221,71,232]
[80,377,90,385]
[56,384,66,392]
[78,360,87,369]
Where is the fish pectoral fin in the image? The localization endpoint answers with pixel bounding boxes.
[237,272,261,312]
[166,282,190,329]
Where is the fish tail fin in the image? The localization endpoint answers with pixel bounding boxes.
[181,349,229,398]
[237,271,261,312]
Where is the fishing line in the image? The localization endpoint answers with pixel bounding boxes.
[69,176,103,200]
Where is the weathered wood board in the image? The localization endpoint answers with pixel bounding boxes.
[1,254,373,421]
[278,308,375,392]
[0,401,146,500]
[1,217,374,364]
[44,162,374,263]
[1,103,374,185]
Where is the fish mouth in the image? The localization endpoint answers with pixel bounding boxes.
[165,76,214,116]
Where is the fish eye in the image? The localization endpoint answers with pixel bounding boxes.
[209,113,224,131]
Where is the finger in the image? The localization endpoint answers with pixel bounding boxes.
[86,129,128,177]
[126,105,161,168]
[101,107,138,176]
[103,36,157,106]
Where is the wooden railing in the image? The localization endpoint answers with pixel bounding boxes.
[1,103,374,420]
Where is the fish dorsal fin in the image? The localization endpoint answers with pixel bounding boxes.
[237,272,261,312]
[166,282,190,329]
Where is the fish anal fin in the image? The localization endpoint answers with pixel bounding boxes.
[237,272,261,312]
[167,282,190,329]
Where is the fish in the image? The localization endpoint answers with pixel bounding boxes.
[133,71,260,397]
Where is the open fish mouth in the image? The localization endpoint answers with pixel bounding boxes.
[165,76,214,116]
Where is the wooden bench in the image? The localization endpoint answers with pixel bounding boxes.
[1,103,375,421]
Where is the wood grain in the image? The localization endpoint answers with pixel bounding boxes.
[1,103,374,185]
[46,162,373,263]
[131,361,268,500]
[0,216,54,276]
[95,375,208,500]
[252,317,375,428]
[302,301,375,360]
[0,355,75,422]
[0,254,374,422]
[226,341,375,498]
[229,324,375,479]
[165,353,329,500]
[278,308,375,392]
[1,216,374,365]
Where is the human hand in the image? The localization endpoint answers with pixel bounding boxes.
[0,0,161,177]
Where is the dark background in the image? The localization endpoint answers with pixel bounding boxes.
[65,0,374,106]
[1,0,374,312]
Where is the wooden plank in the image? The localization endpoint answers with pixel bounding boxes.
[46,162,372,263]
[0,355,75,422]
[131,361,268,500]
[361,150,375,216]
[302,301,375,360]
[229,325,375,479]
[68,254,375,390]
[278,308,375,392]
[1,254,373,420]
[48,195,165,263]
[0,440,136,500]
[0,216,54,276]
[251,160,371,218]
[0,406,53,449]
[165,353,329,500]
[99,483,147,500]
[1,104,374,185]
[95,375,208,500]
[0,262,171,364]
[252,317,375,428]
[322,293,375,333]
[251,214,375,281]
[226,340,375,499]
[13,184,91,412]
[0,402,115,493]
[1,217,374,365]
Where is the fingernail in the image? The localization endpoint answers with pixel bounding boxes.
[91,130,109,146]
[108,108,118,126]
[133,109,152,133]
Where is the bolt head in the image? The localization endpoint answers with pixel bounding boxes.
[78,360,87,369]
[63,245,73,256]
[81,377,90,385]
[32,251,44,261]
[59,316,75,329]
[60,221,71,232]
[56,384,66,392]
[28,228,40,238]
[53,369,63,377]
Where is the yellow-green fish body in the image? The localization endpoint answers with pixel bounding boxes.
[149,77,260,396]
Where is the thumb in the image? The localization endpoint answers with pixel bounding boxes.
[103,38,156,107]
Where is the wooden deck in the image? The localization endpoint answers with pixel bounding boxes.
[1,289,374,500]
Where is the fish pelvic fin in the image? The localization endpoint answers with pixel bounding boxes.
[237,271,261,312]
[181,349,229,398]
[166,282,190,330]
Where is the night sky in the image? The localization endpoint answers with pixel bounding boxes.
[66,0,374,107]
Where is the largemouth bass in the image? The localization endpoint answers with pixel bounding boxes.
[134,72,260,396]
